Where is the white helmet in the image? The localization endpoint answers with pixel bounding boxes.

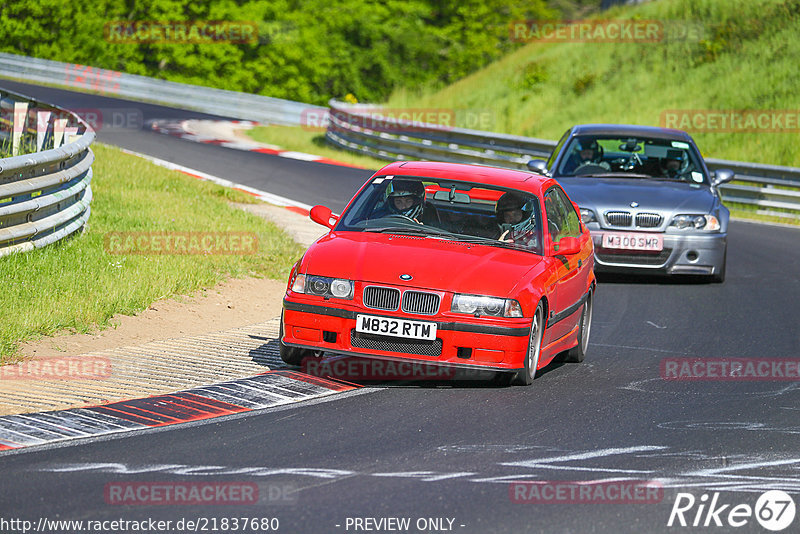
[386,180,425,219]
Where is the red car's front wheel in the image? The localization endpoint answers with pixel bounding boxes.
[279,311,317,366]
[510,302,545,386]
[564,290,593,363]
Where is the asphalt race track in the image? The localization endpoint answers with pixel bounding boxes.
[0,80,373,212]
[1,80,799,533]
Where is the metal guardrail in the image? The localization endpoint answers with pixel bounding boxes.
[0,87,94,257]
[326,101,800,220]
[0,52,325,126]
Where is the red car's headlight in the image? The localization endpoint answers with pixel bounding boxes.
[451,294,523,318]
[292,274,354,299]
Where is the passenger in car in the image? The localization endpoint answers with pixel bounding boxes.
[496,192,538,248]
[660,152,688,179]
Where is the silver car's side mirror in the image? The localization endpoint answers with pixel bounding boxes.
[712,168,735,186]
[527,159,549,174]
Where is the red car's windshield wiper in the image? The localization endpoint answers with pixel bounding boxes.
[364,226,455,238]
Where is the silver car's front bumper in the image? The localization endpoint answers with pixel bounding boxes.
[591,231,726,276]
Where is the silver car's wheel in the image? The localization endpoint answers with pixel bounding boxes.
[711,247,727,283]
[564,290,592,363]
[511,303,544,386]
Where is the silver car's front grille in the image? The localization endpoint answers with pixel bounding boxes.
[635,213,663,228]
[401,291,440,315]
[363,286,400,311]
[605,211,633,227]
[596,248,672,266]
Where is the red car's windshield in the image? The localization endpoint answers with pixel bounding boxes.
[336,176,544,255]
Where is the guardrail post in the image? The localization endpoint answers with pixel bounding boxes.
[11,100,29,156]
[53,118,67,148]
[35,110,52,152]
[64,126,79,146]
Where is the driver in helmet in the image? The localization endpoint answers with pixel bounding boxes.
[383,179,439,224]
[563,138,611,174]
[495,192,537,248]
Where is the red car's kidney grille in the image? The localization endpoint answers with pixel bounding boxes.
[401,291,440,315]
[350,331,442,357]
[363,286,401,311]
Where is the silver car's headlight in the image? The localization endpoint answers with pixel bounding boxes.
[451,294,523,318]
[291,274,354,299]
[670,214,721,231]
[579,208,597,224]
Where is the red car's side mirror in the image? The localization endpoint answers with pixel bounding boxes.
[555,236,581,256]
[309,205,339,229]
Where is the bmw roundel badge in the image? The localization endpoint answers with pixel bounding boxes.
[400,274,413,281]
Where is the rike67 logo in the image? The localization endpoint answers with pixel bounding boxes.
[668,490,796,531]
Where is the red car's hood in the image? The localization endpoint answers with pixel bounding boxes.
[302,232,544,297]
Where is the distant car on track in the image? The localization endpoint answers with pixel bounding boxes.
[280,161,595,385]
[527,124,733,282]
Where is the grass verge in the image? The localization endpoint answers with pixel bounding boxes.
[728,205,800,226]
[384,0,800,168]
[0,143,304,364]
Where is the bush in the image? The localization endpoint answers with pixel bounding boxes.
[0,0,556,105]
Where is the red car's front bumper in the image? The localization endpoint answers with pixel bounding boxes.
[282,296,532,372]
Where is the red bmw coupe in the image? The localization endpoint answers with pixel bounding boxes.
[280,162,595,385]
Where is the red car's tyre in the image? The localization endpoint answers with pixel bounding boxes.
[510,302,545,386]
[564,290,593,363]
[279,313,315,366]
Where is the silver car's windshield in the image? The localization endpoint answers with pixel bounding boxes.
[557,136,708,184]
[336,176,544,255]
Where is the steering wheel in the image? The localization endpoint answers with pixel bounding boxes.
[384,213,418,224]
[574,163,608,175]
